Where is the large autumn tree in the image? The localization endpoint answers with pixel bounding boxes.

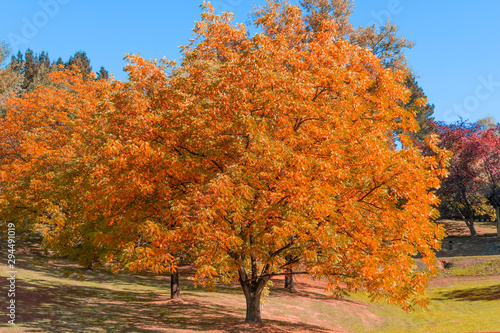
[0,1,449,325]
[171,2,448,323]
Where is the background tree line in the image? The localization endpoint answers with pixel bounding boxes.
[0,45,108,116]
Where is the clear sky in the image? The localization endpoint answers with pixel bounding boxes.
[1,0,499,124]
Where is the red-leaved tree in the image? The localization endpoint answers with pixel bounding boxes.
[436,122,498,236]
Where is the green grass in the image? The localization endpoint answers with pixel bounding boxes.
[349,277,500,333]
[1,242,500,332]
[475,221,498,230]
[438,255,500,277]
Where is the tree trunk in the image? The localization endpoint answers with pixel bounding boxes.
[284,273,294,291]
[242,282,263,324]
[465,219,477,237]
[496,206,500,238]
[284,254,295,292]
[238,268,270,325]
[171,269,181,300]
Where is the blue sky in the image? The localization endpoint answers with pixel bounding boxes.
[1,0,499,124]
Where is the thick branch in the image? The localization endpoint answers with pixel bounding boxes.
[176,145,206,157]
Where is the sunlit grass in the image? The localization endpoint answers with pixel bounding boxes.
[475,221,497,230]
[349,277,500,333]
[437,255,500,277]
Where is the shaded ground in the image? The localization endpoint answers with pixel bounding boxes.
[437,283,500,302]
[0,236,361,332]
[0,259,345,332]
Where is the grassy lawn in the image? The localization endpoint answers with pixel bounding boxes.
[1,233,500,332]
[350,276,500,333]
[475,221,498,230]
[438,255,500,276]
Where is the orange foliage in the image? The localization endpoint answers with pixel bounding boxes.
[0,0,449,324]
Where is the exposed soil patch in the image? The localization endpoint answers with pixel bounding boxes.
[436,220,500,257]
[438,219,497,237]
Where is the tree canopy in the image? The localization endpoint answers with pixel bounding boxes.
[477,116,497,129]
[297,0,435,144]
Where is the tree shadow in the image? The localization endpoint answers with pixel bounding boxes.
[0,277,332,332]
[434,284,500,302]
[267,276,363,307]
[14,251,196,294]
[1,248,334,332]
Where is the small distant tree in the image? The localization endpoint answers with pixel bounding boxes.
[67,51,92,79]
[403,75,436,143]
[12,49,52,92]
[489,190,500,237]
[97,66,109,80]
[436,122,496,236]
[477,116,497,129]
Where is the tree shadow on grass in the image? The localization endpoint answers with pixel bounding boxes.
[434,284,500,302]
[267,276,363,307]
[15,246,338,301]
[0,269,332,332]
[15,253,204,298]
[3,244,337,332]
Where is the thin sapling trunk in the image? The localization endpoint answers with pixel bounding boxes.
[171,269,181,300]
